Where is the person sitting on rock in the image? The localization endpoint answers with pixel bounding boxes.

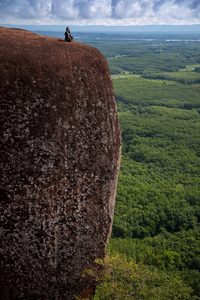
[65,27,74,42]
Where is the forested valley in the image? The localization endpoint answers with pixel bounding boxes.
[77,32,200,299]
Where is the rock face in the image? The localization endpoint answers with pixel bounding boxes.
[0,27,121,299]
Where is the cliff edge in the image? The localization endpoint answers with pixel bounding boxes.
[0,27,121,299]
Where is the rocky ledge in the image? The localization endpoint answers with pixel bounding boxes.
[0,27,121,299]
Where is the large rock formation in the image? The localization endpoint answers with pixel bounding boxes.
[0,27,121,299]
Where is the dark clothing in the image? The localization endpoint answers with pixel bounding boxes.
[65,31,72,42]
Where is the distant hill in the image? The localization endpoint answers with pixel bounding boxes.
[1,24,200,33]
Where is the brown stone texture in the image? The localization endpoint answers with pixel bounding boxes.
[0,27,121,299]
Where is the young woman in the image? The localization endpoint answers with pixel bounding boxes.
[65,27,74,42]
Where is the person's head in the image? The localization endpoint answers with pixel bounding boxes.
[66,27,70,32]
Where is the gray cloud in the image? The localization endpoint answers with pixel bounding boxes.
[190,0,200,9]
[0,0,200,25]
[0,0,51,20]
[51,0,78,20]
[51,0,112,20]
[153,0,168,12]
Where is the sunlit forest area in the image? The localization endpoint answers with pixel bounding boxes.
[75,32,200,299]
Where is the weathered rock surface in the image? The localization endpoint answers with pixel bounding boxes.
[0,27,121,299]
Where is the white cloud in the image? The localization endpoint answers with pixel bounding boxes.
[0,0,200,25]
[51,0,79,20]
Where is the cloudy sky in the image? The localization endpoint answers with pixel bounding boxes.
[0,0,200,26]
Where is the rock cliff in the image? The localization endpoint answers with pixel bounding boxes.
[0,27,121,299]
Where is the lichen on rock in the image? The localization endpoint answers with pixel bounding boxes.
[0,27,121,300]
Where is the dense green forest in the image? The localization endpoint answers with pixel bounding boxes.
[77,32,200,299]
